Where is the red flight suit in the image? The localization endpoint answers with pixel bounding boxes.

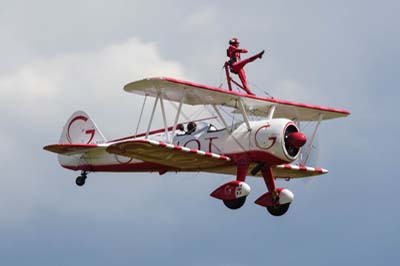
[227,44,264,95]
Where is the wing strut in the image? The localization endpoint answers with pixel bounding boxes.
[267,105,276,120]
[171,97,184,142]
[159,92,169,142]
[301,113,323,164]
[146,94,159,139]
[145,89,183,143]
[237,99,251,131]
[212,105,230,132]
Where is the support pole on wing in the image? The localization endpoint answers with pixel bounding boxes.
[212,104,248,152]
[266,105,276,120]
[159,92,170,142]
[237,99,251,131]
[301,113,323,165]
[146,94,159,139]
[212,105,230,132]
[171,97,184,143]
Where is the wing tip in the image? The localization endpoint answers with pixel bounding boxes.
[276,164,329,174]
[43,144,55,152]
[43,143,100,154]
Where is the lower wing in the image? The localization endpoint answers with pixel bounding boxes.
[273,164,328,178]
[106,139,232,170]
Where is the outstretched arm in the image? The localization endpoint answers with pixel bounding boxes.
[232,46,248,54]
[228,45,248,56]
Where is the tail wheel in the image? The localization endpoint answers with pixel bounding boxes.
[75,176,86,186]
[223,196,246,210]
[266,203,290,216]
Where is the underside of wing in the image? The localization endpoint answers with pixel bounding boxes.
[273,164,328,178]
[106,139,232,170]
[43,143,107,155]
[123,77,350,121]
[206,163,328,179]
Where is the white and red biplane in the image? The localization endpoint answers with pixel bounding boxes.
[44,77,349,216]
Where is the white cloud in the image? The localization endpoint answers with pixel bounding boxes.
[0,37,189,136]
[0,37,191,227]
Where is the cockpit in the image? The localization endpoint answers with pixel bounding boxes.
[176,121,224,136]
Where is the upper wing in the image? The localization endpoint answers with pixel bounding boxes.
[106,139,232,170]
[124,77,350,121]
[43,143,108,155]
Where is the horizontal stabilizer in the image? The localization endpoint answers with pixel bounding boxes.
[106,139,232,170]
[44,110,108,156]
[43,143,107,155]
[273,164,328,178]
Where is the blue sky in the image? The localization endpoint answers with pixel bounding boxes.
[0,1,399,265]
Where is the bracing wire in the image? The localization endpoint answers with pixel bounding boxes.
[249,81,274,98]
[216,65,226,88]
[168,100,205,123]
[219,105,234,120]
[169,101,190,122]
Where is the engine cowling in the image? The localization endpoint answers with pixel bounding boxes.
[253,119,307,163]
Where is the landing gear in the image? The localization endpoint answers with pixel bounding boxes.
[253,165,294,216]
[223,196,247,210]
[210,162,251,210]
[75,171,88,187]
[266,203,290,216]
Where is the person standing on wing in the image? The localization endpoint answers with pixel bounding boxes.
[227,37,264,95]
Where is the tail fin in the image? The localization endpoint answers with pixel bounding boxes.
[59,111,106,144]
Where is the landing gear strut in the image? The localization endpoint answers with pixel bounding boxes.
[75,171,88,187]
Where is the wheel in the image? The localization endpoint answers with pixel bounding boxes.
[266,203,290,216]
[223,196,246,210]
[75,176,86,186]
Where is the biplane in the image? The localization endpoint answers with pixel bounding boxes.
[44,76,349,216]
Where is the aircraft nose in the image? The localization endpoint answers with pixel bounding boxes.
[287,132,307,148]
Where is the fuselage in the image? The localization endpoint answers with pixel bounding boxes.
[59,118,301,174]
